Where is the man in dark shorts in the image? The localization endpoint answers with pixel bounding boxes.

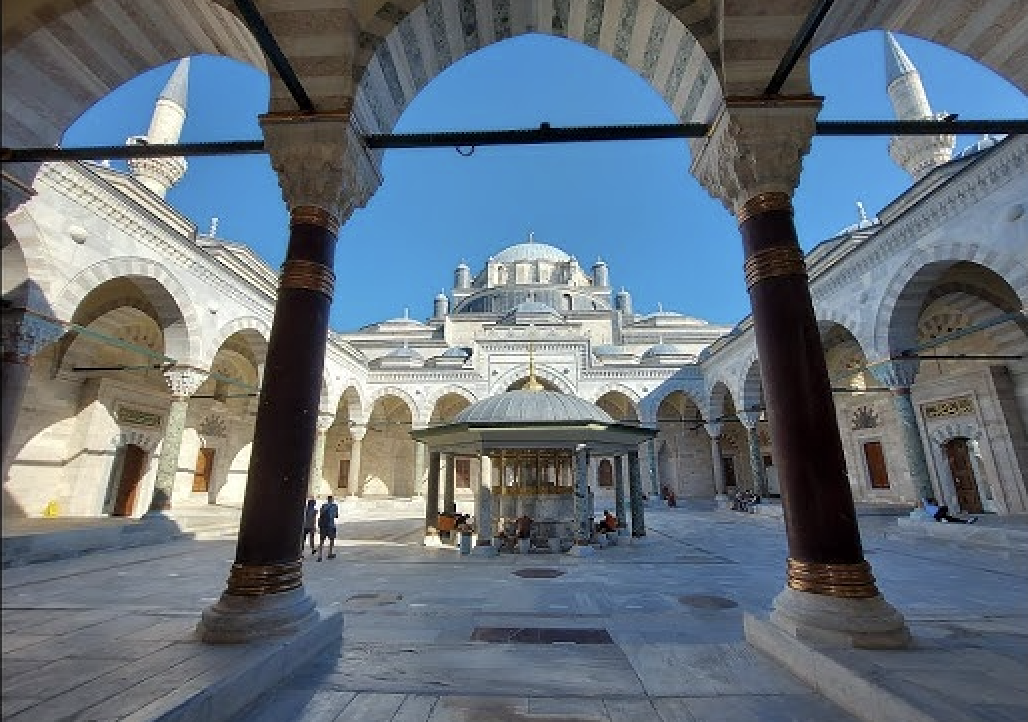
[317,495,339,561]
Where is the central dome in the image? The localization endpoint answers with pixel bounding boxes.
[455,390,614,425]
[492,240,570,263]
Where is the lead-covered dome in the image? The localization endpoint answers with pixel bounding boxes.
[455,390,614,425]
[492,240,570,263]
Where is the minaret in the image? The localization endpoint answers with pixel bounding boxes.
[884,32,954,180]
[127,58,190,198]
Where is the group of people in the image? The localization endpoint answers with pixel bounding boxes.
[303,495,339,561]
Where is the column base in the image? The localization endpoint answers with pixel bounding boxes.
[567,542,595,557]
[767,586,910,649]
[197,587,320,644]
[423,534,444,548]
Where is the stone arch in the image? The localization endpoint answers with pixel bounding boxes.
[592,385,642,422]
[355,1,724,136]
[2,210,55,314]
[740,359,764,414]
[811,22,1028,97]
[875,249,1028,357]
[493,364,575,395]
[209,316,270,367]
[706,380,736,423]
[2,1,266,152]
[54,257,204,365]
[928,421,983,447]
[424,386,478,424]
[366,386,419,420]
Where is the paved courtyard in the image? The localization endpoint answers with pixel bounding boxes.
[2,502,1026,722]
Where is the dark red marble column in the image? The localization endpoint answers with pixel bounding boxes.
[739,192,877,598]
[227,206,338,596]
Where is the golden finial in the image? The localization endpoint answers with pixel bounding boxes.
[524,326,544,391]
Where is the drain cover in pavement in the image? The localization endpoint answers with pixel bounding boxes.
[678,594,738,609]
[512,568,565,578]
[471,627,612,644]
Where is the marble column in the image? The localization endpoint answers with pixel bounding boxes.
[704,422,727,499]
[473,456,495,554]
[628,450,645,537]
[443,454,456,515]
[347,425,365,497]
[613,454,627,534]
[647,439,660,499]
[870,360,934,506]
[738,411,768,497]
[692,98,908,648]
[308,412,334,497]
[1,310,62,484]
[413,440,427,496]
[149,367,207,513]
[572,445,593,551]
[424,450,441,542]
[199,112,367,643]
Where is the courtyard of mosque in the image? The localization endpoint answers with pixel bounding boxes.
[3,500,1026,722]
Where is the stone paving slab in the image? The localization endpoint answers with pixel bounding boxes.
[3,504,1027,722]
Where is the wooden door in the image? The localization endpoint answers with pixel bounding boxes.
[945,439,983,513]
[721,457,737,488]
[597,459,613,488]
[112,444,145,516]
[338,459,350,490]
[862,441,890,489]
[192,448,215,492]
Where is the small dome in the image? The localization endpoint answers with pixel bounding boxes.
[593,344,626,356]
[958,134,1003,158]
[441,346,471,358]
[435,291,447,300]
[642,342,684,359]
[384,346,422,360]
[492,241,571,263]
[455,390,614,425]
[497,300,565,325]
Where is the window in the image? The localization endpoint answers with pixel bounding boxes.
[337,459,350,489]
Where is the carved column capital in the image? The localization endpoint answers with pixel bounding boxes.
[737,410,762,430]
[259,114,379,230]
[703,422,723,440]
[315,412,335,434]
[1,311,63,364]
[162,367,207,398]
[869,359,920,390]
[349,424,366,443]
[690,96,822,217]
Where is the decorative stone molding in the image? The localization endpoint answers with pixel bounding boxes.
[2,168,37,216]
[163,367,207,399]
[1,311,63,363]
[851,406,880,431]
[315,412,336,433]
[690,97,822,215]
[737,410,762,430]
[868,359,919,389]
[928,421,982,446]
[260,113,378,224]
[110,429,160,452]
[198,414,228,438]
[703,422,723,439]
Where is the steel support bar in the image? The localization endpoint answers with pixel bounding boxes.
[764,0,837,96]
[232,0,315,113]
[4,120,1025,162]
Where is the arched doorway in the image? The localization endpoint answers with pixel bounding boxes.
[943,438,983,514]
[109,444,146,517]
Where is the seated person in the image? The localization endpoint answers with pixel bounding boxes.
[515,514,533,539]
[922,498,977,524]
[597,509,618,532]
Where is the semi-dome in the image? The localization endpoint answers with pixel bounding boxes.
[492,240,571,263]
[642,342,685,359]
[455,390,614,425]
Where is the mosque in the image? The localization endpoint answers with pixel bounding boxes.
[2,0,1027,657]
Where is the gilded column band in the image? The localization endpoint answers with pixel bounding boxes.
[737,191,793,225]
[226,559,303,596]
[279,259,335,298]
[290,205,340,235]
[743,246,807,288]
[786,558,880,598]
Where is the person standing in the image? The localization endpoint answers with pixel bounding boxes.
[317,495,339,561]
[302,498,318,555]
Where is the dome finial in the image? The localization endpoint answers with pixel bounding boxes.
[856,201,868,222]
[528,230,535,243]
[524,325,544,392]
[209,217,219,236]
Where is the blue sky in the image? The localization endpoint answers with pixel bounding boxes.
[63,31,1027,331]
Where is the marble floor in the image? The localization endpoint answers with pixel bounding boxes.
[2,502,1026,722]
